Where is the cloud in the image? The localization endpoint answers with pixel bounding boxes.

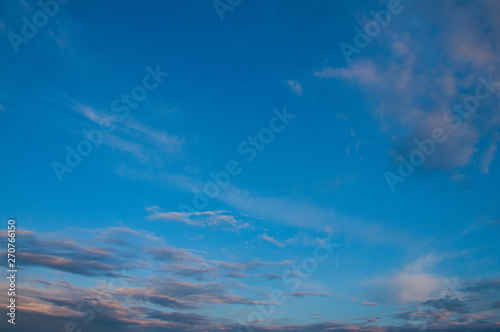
[393,308,450,325]
[335,114,350,120]
[115,287,198,310]
[369,255,446,303]
[144,205,160,212]
[226,272,248,279]
[261,273,282,281]
[421,298,469,314]
[147,208,253,231]
[147,210,223,223]
[0,279,180,331]
[19,252,122,277]
[286,80,304,96]
[214,259,292,272]
[7,230,131,277]
[461,215,500,235]
[75,104,114,125]
[125,120,183,153]
[73,103,183,164]
[140,307,210,326]
[314,1,500,173]
[385,273,500,328]
[6,226,291,286]
[284,292,337,298]
[461,279,500,293]
[314,61,381,84]
[259,233,285,247]
[116,165,416,248]
[480,133,499,174]
[159,264,215,280]
[2,274,499,332]
[362,301,378,306]
[439,1,498,67]
[13,225,497,331]
[147,247,202,264]
[383,273,442,303]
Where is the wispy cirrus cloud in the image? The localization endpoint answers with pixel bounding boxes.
[146,207,254,231]
[73,103,183,164]
[314,61,381,84]
[284,291,338,298]
[362,301,378,306]
[111,165,418,247]
[259,233,286,247]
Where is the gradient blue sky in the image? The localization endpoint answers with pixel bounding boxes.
[1,0,500,331]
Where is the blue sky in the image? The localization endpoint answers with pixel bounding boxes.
[1,0,500,331]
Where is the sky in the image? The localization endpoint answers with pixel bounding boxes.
[0,0,500,331]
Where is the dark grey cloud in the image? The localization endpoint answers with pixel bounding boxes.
[461,279,500,293]
[226,272,248,278]
[261,273,282,280]
[421,298,469,314]
[147,247,202,263]
[116,288,198,310]
[158,264,215,280]
[20,252,123,277]
[140,307,209,326]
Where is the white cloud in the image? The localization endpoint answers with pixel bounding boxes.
[480,134,499,174]
[362,300,378,306]
[259,233,285,247]
[147,209,253,231]
[369,254,453,304]
[73,103,183,164]
[75,104,114,124]
[145,205,160,212]
[314,61,381,84]
[286,80,303,96]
